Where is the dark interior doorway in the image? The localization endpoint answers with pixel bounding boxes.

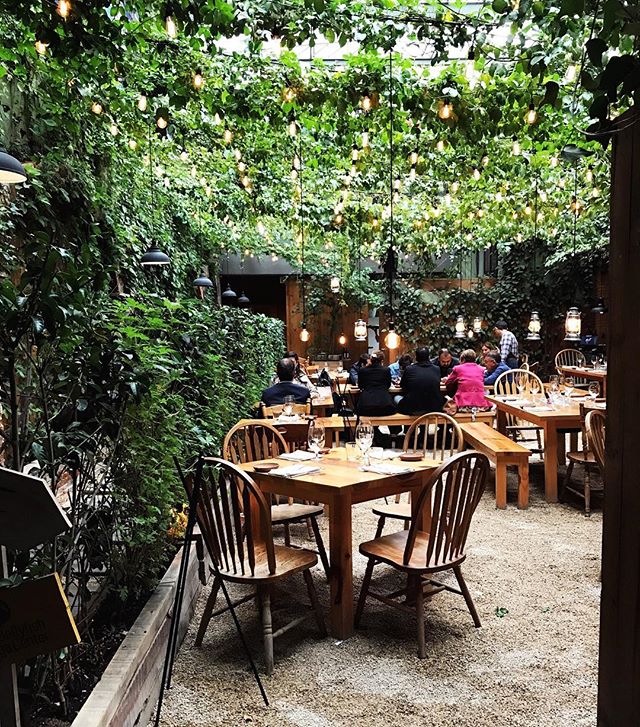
[220,275,286,322]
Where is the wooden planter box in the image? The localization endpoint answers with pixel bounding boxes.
[71,544,202,727]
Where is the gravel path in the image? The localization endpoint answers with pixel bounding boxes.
[154,462,601,727]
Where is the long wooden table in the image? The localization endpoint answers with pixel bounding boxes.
[486,395,583,503]
[558,365,607,396]
[239,448,439,639]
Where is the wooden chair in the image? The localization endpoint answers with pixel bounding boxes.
[223,421,329,575]
[562,401,603,515]
[356,451,490,658]
[261,402,311,418]
[493,368,545,455]
[371,413,463,536]
[586,409,605,472]
[555,348,588,385]
[186,458,326,675]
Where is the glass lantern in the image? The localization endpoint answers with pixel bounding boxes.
[454,315,466,339]
[330,275,340,293]
[384,324,400,350]
[564,307,581,342]
[473,316,483,334]
[299,324,310,343]
[526,311,541,341]
[354,318,367,341]
[338,333,347,347]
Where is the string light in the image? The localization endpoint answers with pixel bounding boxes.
[283,87,296,103]
[438,99,453,120]
[156,112,168,129]
[465,48,479,88]
[213,112,222,126]
[451,181,459,194]
[56,0,71,18]
[436,139,445,152]
[192,69,204,90]
[512,138,521,156]
[223,128,233,144]
[338,333,347,346]
[586,165,594,183]
[550,155,559,168]
[409,150,419,165]
[351,145,359,162]
[592,187,600,197]
[481,154,489,167]
[524,202,532,215]
[35,40,48,55]
[137,94,148,111]
[287,117,298,137]
[233,148,242,162]
[361,130,369,148]
[91,101,103,115]
[241,174,251,188]
[472,167,481,181]
[565,64,577,83]
[525,103,538,125]
[361,95,372,112]
[409,166,416,182]
[128,139,137,150]
[495,191,503,202]
[299,325,310,343]
[164,6,177,38]
[110,123,119,136]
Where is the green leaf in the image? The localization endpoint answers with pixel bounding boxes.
[559,0,584,16]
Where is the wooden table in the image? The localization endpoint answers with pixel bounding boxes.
[486,395,583,503]
[558,365,607,396]
[239,448,439,639]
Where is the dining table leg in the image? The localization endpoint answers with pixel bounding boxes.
[328,491,353,639]
[543,422,559,503]
[496,408,507,435]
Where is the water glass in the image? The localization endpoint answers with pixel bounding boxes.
[307,420,325,458]
[345,442,359,462]
[356,421,374,466]
[588,382,600,400]
[563,376,575,398]
[283,395,295,417]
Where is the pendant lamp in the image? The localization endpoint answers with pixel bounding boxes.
[238,290,250,306]
[354,318,367,341]
[454,315,466,339]
[564,307,581,341]
[0,151,27,184]
[193,273,213,288]
[472,316,483,334]
[221,283,237,304]
[141,122,170,267]
[338,333,347,347]
[526,311,541,340]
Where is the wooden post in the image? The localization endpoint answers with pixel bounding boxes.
[0,546,21,727]
[598,109,640,726]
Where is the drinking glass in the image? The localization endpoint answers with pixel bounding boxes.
[283,395,295,417]
[307,420,325,458]
[336,363,343,374]
[356,421,374,466]
[516,373,526,397]
[563,376,575,398]
[529,378,540,397]
[588,382,600,400]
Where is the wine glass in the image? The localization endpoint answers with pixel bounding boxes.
[529,378,540,398]
[588,382,600,400]
[336,362,343,374]
[355,421,374,466]
[307,420,325,459]
[564,376,575,398]
[516,373,526,397]
[283,395,295,417]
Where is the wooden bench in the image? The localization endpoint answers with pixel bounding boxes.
[460,422,531,510]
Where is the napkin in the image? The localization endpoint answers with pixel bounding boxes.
[522,405,554,412]
[360,463,414,475]
[279,450,318,462]
[276,414,303,423]
[271,464,322,478]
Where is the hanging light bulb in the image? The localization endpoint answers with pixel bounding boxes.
[164,5,177,38]
[436,139,445,152]
[361,130,369,148]
[409,149,419,165]
[330,275,340,293]
[241,174,251,188]
[223,128,233,144]
[472,167,481,181]
[128,139,137,150]
[351,145,359,162]
[35,40,48,55]
[361,95,372,112]
[550,155,559,168]
[473,316,483,333]
[354,318,367,341]
[384,323,400,350]
[565,64,577,83]
[192,69,204,90]
[256,220,266,236]
[371,217,380,230]
[525,103,538,125]
[592,186,600,198]
[287,118,298,137]
[409,166,417,182]
[438,99,453,120]
[156,112,168,130]
[586,165,594,183]
[56,0,71,18]
[444,192,452,205]
[481,154,489,167]
[237,161,246,173]
[564,307,582,341]
[454,315,466,339]
[512,138,521,156]
[465,48,479,88]
[233,148,242,162]
[526,311,541,340]
[300,324,310,343]
[91,101,103,115]
[334,213,344,226]
[137,94,148,112]
[283,87,296,103]
[524,202,532,216]
[213,112,222,126]
[290,166,298,180]
[495,191,503,202]
[451,181,459,194]
[110,123,119,137]
[338,333,347,346]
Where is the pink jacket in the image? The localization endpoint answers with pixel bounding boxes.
[445,362,489,408]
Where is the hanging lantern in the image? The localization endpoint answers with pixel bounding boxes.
[438,100,453,120]
[354,318,367,341]
[192,273,213,288]
[237,290,250,307]
[141,245,170,266]
[473,316,483,334]
[526,311,541,340]
[338,333,347,347]
[384,323,400,350]
[221,283,237,304]
[0,151,27,184]
[330,275,340,293]
[564,307,582,341]
[454,315,466,339]
[299,324,310,343]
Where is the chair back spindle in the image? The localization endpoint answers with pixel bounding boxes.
[223,421,288,464]
[402,412,463,462]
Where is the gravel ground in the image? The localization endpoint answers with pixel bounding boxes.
[153,460,601,727]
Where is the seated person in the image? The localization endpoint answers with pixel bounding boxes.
[445,349,491,411]
[397,346,444,415]
[389,353,413,383]
[348,353,371,386]
[431,348,459,379]
[483,351,510,386]
[356,350,396,416]
[262,358,311,407]
[271,350,318,397]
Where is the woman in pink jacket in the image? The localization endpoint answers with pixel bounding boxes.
[445,349,491,411]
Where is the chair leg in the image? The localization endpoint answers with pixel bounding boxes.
[305,516,314,539]
[374,515,386,539]
[536,428,543,456]
[453,566,481,628]
[303,569,327,637]
[414,576,426,659]
[584,464,592,517]
[309,516,330,578]
[260,585,274,676]
[283,523,291,546]
[355,558,376,627]
[194,575,221,647]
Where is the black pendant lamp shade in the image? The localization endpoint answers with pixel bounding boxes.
[193,273,213,287]
[592,297,607,314]
[221,283,237,303]
[141,245,170,266]
[0,150,27,184]
[237,290,250,306]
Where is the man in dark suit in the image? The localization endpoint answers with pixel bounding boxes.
[261,358,311,406]
[398,347,444,415]
[431,348,459,379]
